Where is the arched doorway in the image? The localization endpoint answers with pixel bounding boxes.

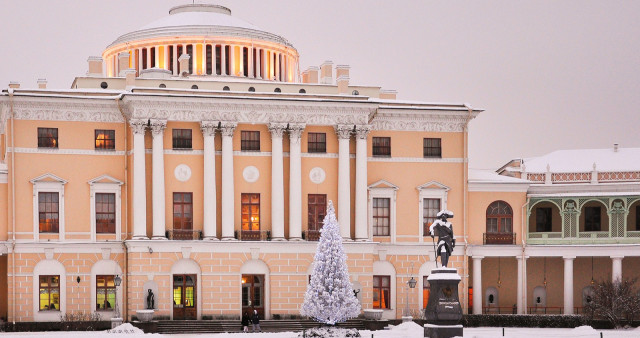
[485,201,514,244]
[240,259,270,319]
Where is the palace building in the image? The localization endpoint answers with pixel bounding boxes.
[0,4,638,323]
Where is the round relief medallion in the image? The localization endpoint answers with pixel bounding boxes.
[243,166,260,183]
[309,167,326,184]
[174,164,192,182]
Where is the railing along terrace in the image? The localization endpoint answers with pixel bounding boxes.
[527,171,640,183]
[302,230,321,241]
[527,306,563,314]
[483,306,517,314]
[166,229,203,240]
[236,230,271,241]
[483,232,516,245]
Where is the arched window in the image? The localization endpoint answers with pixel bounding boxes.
[486,201,513,233]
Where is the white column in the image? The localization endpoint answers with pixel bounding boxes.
[611,256,623,282]
[354,125,370,241]
[335,125,352,240]
[563,256,575,314]
[201,121,218,240]
[288,124,305,240]
[275,53,280,81]
[229,45,235,76]
[516,256,526,314]
[269,123,287,241]
[256,49,262,79]
[472,256,483,315]
[138,48,143,74]
[264,50,269,80]
[220,122,237,240]
[131,120,148,239]
[146,48,151,70]
[221,44,227,75]
[150,120,167,239]
[173,44,178,75]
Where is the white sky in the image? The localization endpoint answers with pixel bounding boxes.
[1,0,639,169]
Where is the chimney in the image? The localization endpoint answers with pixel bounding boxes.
[37,78,47,89]
[87,56,103,77]
[179,53,191,77]
[336,65,350,79]
[337,76,349,94]
[118,53,131,77]
[8,81,20,89]
[380,89,397,100]
[613,143,619,152]
[306,66,319,84]
[320,60,333,84]
[301,70,309,83]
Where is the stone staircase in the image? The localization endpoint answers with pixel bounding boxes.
[153,319,366,334]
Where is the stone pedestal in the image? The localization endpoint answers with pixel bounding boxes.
[424,268,463,338]
[110,317,123,329]
[136,309,155,322]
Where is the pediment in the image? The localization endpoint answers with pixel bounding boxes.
[368,179,399,190]
[88,174,124,185]
[30,173,67,185]
[416,180,450,191]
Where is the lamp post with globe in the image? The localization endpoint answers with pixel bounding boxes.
[404,263,417,320]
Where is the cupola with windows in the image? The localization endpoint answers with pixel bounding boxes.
[101,4,299,81]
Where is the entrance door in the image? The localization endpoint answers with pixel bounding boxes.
[173,274,197,320]
[242,274,265,319]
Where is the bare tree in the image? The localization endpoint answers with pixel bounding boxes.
[584,278,640,328]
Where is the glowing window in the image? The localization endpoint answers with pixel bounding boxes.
[241,193,260,231]
[96,275,116,311]
[39,275,60,311]
[38,128,58,148]
[39,192,59,233]
[95,129,115,150]
[373,275,390,309]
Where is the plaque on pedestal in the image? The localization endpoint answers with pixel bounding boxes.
[424,267,463,338]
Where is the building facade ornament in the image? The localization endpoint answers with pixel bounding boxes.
[10,98,124,123]
[335,124,353,139]
[268,122,288,138]
[200,121,218,137]
[354,125,372,139]
[130,119,147,135]
[309,167,326,184]
[174,164,192,182]
[243,166,260,183]
[219,122,237,137]
[287,123,305,144]
[149,119,167,135]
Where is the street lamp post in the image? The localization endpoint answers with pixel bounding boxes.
[405,276,417,317]
[114,275,122,319]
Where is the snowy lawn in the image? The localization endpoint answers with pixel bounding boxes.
[1,322,640,337]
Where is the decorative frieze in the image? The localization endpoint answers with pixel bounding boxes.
[10,98,124,123]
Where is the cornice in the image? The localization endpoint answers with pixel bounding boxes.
[371,110,478,132]
[10,97,123,123]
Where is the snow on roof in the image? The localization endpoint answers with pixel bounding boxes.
[139,9,259,31]
[469,169,529,183]
[523,147,640,173]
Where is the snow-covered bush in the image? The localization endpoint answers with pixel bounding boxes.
[298,327,361,337]
[300,201,361,325]
[585,278,640,328]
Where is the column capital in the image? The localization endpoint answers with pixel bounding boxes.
[200,121,218,137]
[130,119,147,135]
[472,256,484,261]
[563,255,576,260]
[516,255,529,260]
[219,122,237,137]
[334,124,353,139]
[610,255,624,260]
[354,125,372,139]
[149,119,167,136]
[287,123,305,139]
[268,122,288,138]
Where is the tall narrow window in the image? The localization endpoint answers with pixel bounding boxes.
[96,275,116,311]
[636,205,640,231]
[95,193,116,233]
[241,131,260,151]
[372,137,391,157]
[307,133,326,153]
[225,45,230,75]
[423,276,430,309]
[95,129,115,150]
[423,138,442,158]
[168,45,174,73]
[186,45,193,74]
[253,48,257,77]
[173,193,193,231]
[172,129,192,149]
[39,192,59,233]
[373,198,390,236]
[142,48,147,69]
[150,47,156,68]
[373,276,390,309]
[206,44,213,75]
[38,128,58,148]
[536,208,552,232]
[585,207,601,231]
[423,198,440,236]
[243,47,249,77]
[39,276,60,311]
[241,193,260,231]
[215,45,222,75]
[307,194,326,241]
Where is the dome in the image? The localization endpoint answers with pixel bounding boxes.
[107,4,294,49]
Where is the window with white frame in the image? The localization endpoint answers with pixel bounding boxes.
[88,175,123,241]
[417,181,449,240]
[30,173,67,241]
[368,180,398,242]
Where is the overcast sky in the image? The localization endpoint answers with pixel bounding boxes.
[1,0,638,169]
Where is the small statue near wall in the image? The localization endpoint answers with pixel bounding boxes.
[146,289,155,310]
[429,210,456,268]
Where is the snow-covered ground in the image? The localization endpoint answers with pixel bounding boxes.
[1,322,640,337]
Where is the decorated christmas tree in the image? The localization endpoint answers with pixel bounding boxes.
[301,201,361,325]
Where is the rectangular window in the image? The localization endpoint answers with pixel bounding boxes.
[423,198,440,236]
[373,275,390,309]
[423,276,430,309]
[536,208,552,232]
[241,193,260,231]
[186,45,193,74]
[373,198,390,236]
[307,133,326,153]
[172,129,192,149]
[39,192,59,233]
[39,275,60,311]
[95,129,115,150]
[585,206,601,231]
[168,45,174,73]
[173,193,193,230]
[241,131,260,151]
[96,275,116,311]
[308,194,327,232]
[206,44,213,75]
[38,128,58,148]
[96,193,116,234]
[423,138,442,158]
[372,137,391,157]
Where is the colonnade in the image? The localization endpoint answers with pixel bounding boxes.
[130,120,370,241]
[113,43,296,81]
[471,255,628,315]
